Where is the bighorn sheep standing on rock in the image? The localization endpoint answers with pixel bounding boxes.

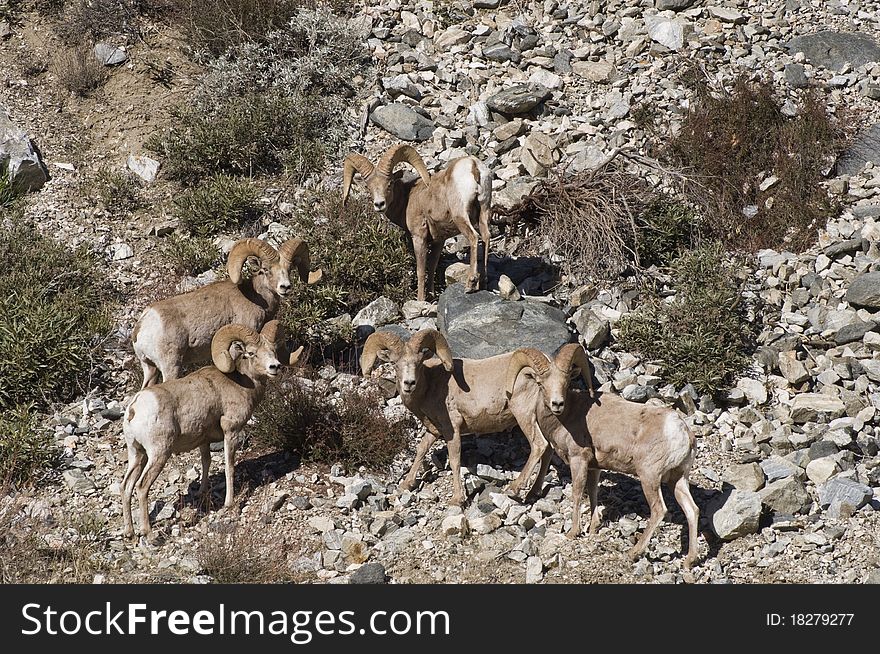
[506,347,700,569]
[133,237,320,388]
[360,330,594,506]
[342,144,492,302]
[122,321,302,539]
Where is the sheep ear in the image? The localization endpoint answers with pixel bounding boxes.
[376,348,394,363]
[229,341,246,361]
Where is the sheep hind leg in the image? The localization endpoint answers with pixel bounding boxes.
[139,358,161,389]
[672,475,700,570]
[509,424,547,497]
[135,448,171,540]
[478,204,491,290]
[197,444,212,498]
[400,428,438,492]
[628,477,667,562]
[462,222,481,293]
[121,442,147,539]
[413,236,429,303]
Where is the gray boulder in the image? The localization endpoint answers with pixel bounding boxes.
[758,477,811,515]
[370,103,435,142]
[486,84,552,115]
[818,477,873,518]
[570,306,610,350]
[787,31,880,71]
[353,297,400,329]
[656,0,695,10]
[711,489,763,540]
[836,123,880,175]
[0,107,49,192]
[847,271,880,309]
[437,283,572,359]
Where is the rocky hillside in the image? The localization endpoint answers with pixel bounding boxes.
[2,0,880,584]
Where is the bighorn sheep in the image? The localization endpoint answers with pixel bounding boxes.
[121,320,302,539]
[133,237,320,388]
[342,144,492,302]
[506,347,700,569]
[360,330,594,506]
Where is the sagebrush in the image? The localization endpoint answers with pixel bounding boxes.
[0,406,58,486]
[666,75,844,252]
[163,234,223,276]
[252,371,412,471]
[53,46,108,96]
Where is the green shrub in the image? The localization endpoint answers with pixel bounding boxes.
[635,198,699,269]
[252,371,412,471]
[0,214,112,410]
[667,76,844,252]
[278,193,415,342]
[163,234,222,276]
[174,174,262,236]
[617,243,752,394]
[147,92,327,184]
[0,405,58,486]
[87,167,143,214]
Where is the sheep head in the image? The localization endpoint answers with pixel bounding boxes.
[506,344,594,415]
[259,319,304,367]
[227,238,320,298]
[361,328,453,399]
[341,144,431,214]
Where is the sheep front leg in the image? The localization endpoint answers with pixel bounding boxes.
[478,207,491,289]
[198,443,212,498]
[628,477,667,562]
[425,242,445,299]
[509,421,548,497]
[400,427,439,492]
[222,431,240,508]
[567,455,589,538]
[524,447,553,502]
[413,236,429,302]
[586,467,602,534]
[447,427,465,506]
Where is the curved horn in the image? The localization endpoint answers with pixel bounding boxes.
[360,331,405,375]
[408,329,453,372]
[377,144,431,187]
[260,319,286,344]
[342,152,375,206]
[505,348,551,397]
[277,238,318,284]
[555,343,596,397]
[211,324,260,374]
[226,238,279,285]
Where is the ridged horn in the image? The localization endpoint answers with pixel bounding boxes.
[211,324,260,374]
[377,144,431,187]
[555,343,596,397]
[260,319,285,344]
[277,238,318,284]
[360,331,404,375]
[505,348,551,397]
[342,152,375,206]
[226,239,279,285]
[408,329,453,372]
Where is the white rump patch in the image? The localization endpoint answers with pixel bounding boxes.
[451,159,479,203]
[662,412,691,471]
[133,309,163,359]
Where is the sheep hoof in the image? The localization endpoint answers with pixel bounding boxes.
[626,547,642,562]
[464,276,479,293]
[398,479,415,492]
[450,494,464,507]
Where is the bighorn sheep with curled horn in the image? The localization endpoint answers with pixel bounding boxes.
[360,330,594,506]
[506,346,701,569]
[342,144,492,302]
[122,320,302,540]
[132,237,321,388]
